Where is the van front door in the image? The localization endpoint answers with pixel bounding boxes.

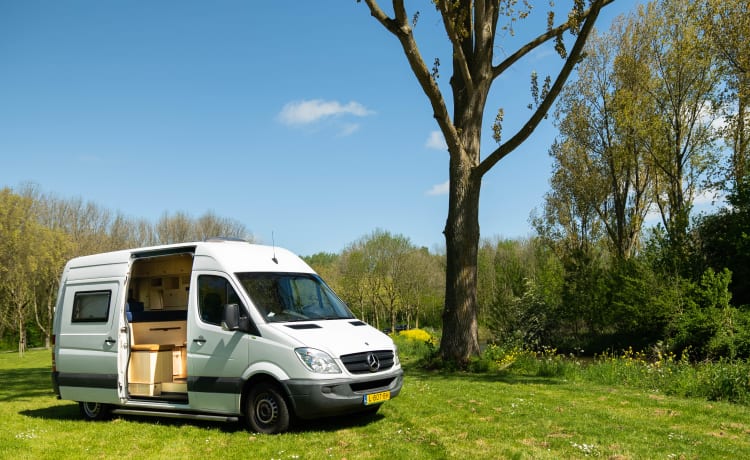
[187,273,250,413]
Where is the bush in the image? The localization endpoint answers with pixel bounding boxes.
[398,328,435,344]
[694,359,750,405]
[665,268,750,360]
[467,343,522,373]
[393,329,437,366]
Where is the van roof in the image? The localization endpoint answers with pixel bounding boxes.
[64,240,313,278]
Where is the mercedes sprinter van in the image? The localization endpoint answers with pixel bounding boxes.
[51,239,403,433]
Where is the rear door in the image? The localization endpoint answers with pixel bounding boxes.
[187,272,250,413]
[56,280,122,404]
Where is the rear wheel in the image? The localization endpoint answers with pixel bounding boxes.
[78,401,111,421]
[245,382,290,434]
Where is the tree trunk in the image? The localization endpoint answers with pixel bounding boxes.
[18,317,26,356]
[439,159,481,364]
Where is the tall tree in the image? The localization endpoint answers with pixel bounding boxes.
[702,0,749,191]
[0,189,65,353]
[360,0,612,363]
[638,0,720,271]
[546,21,653,260]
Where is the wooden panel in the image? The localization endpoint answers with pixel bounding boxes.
[128,349,173,384]
[130,320,186,347]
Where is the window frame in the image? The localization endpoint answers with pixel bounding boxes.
[71,290,112,324]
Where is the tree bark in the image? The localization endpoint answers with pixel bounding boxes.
[440,161,482,363]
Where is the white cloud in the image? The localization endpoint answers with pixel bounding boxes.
[336,123,360,137]
[425,131,448,150]
[426,180,449,196]
[278,99,374,125]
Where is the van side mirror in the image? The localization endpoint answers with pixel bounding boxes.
[222,303,241,331]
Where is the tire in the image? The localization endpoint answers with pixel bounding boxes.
[245,382,291,434]
[78,401,111,421]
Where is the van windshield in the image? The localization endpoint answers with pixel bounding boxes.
[236,272,355,323]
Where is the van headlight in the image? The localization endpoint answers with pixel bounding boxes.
[295,348,342,374]
[394,346,400,367]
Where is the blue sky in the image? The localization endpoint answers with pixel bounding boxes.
[0,1,637,256]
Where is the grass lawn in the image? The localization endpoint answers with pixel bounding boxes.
[1,349,749,459]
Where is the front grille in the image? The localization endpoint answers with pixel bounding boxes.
[350,377,395,393]
[340,350,394,374]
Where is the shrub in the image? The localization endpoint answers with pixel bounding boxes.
[398,328,435,344]
[393,329,437,366]
[468,343,522,373]
[694,359,750,405]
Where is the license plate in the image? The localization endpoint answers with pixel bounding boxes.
[364,390,391,405]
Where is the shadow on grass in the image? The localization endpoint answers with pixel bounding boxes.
[0,367,56,402]
[21,403,385,435]
[20,394,384,435]
[291,411,385,433]
[20,403,80,421]
[402,364,568,386]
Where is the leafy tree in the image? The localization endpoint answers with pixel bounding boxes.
[155,211,194,244]
[484,238,558,347]
[547,19,653,261]
[338,230,444,330]
[666,267,743,360]
[0,189,68,353]
[702,0,749,190]
[637,0,721,272]
[304,252,341,290]
[155,210,253,244]
[604,257,673,350]
[338,249,373,323]
[694,180,750,306]
[360,0,612,364]
[396,247,444,329]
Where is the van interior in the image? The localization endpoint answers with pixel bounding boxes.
[125,253,193,401]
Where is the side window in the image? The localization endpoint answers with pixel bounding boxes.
[197,275,241,326]
[71,291,112,323]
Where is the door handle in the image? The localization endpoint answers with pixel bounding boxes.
[193,336,206,345]
[104,337,116,345]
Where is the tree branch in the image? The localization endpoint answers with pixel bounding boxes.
[363,0,461,155]
[436,0,475,95]
[492,0,614,79]
[478,0,610,177]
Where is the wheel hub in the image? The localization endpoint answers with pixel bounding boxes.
[255,395,278,425]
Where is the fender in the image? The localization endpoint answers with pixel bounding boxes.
[242,360,291,382]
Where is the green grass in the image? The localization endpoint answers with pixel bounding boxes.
[2,349,750,459]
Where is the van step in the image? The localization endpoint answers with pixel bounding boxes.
[112,408,239,423]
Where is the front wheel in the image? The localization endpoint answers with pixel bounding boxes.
[78,401,111,421]
[245,382,291,434]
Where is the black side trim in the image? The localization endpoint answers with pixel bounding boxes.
[57,372,118,389]
[129,393,189,404]
[188,376,243,394]
[129,309,187,322]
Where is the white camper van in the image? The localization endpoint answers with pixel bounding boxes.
[51,239,403,434]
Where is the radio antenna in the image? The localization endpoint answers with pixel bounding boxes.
[271,232,279,264]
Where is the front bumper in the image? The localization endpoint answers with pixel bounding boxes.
[282,369,404,419]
